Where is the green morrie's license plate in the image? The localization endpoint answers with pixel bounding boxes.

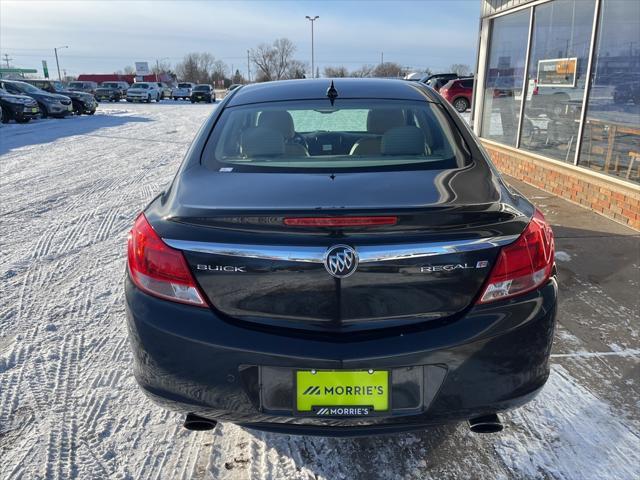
[295,370,389,415]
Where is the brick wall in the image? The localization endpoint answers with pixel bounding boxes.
[482,140,640,231]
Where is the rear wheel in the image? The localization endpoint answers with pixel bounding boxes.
[453,97,469,113]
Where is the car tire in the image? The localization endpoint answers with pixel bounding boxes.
[16,117,30,124]
[1,106,9,123]
[39,104,48,118]
[190,99,195,104]
[126,99,132,103]
[453,97,469,113]
[146,95,151,103]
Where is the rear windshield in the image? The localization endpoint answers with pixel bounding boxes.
[203,99,469,172]
[178,83,191,88]
[194,85,210,91]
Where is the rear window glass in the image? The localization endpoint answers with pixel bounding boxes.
[203,99,470,172]
[178,83,191,88]
[194,85,210,91]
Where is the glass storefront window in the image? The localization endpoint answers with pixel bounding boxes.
[519,0,596,162]
[578,0,640,183]
[480,9,531,146]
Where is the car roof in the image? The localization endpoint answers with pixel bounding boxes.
[226,78,438,106]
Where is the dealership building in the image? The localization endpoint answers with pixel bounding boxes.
[473,0,639,230]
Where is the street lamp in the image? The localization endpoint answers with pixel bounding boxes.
[54,46,68,82]
[305,16,319,78]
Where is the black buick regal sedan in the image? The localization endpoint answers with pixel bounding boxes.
[125,78,556,436]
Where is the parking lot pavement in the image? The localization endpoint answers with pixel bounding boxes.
[1,103,638,479]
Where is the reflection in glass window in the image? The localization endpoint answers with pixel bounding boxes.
[480,9,530,146]
[579,0,640,183]
[520,0,595,162]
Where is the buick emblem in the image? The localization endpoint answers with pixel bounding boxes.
[324,245,358,278]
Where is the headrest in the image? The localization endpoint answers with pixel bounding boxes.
[240,127,285,157]
[367,109,405,134]
[381,126,426,155]
[258,111,295,139]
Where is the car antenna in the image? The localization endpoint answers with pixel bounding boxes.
[326,80,338,105]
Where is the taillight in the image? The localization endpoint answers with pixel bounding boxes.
[127,213,206,307]
[478,209,554,304]
[284,216,397,227]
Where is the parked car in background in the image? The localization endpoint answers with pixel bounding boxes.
[190,84,214,103]
[95,81,129,102]
[172,82,195,100]
[156,82,173,100]
[420,73,463,92]
[23,79,97,115]
[67,81,98,96]
[125,78,557,436]
[0,86,40,123]
[0,79,73,118]
[126,82,161,103]
[613,78,640,105]
[440,78,474,112]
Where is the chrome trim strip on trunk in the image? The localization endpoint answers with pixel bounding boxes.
[163,235,518,264]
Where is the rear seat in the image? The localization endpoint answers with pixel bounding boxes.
[349,109,405,155]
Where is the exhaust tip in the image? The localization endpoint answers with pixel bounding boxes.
[184,413,217,431]
[468,414,503,434]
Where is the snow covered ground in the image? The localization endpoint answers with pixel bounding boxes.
[1,102,639,479]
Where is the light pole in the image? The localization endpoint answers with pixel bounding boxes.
[305,16,319,78]
[54,46,68,82]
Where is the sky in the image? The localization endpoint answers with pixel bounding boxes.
[0,0,481,78]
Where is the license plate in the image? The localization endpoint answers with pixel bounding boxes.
[295,370,389,416]
[28,107,38,113]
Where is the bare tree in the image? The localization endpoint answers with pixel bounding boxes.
[350,65,375,78]
[175,52,226,84]
[151,60,171,75]
[122,65,135,75]
[211,60,229,84]
[250,38,299,81]
[288,59,308,79]
[324,65,349,77]
[449,63,471,76]
[176,53,201,82]
[372,62,404,78]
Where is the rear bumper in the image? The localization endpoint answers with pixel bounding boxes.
[125,276,557,434]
